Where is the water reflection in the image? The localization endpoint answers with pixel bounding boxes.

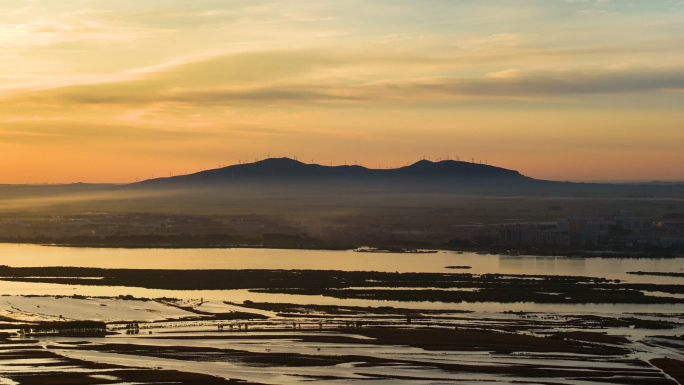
[0,243,682,285]
[499,256,587,276]
[0,279,679,316]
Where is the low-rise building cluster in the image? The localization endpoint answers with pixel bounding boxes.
[499,212,682,248]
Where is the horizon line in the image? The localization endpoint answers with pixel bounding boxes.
[1,155,682,186]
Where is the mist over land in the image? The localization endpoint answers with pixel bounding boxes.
[1,158,682,254]
[6,157,684,208]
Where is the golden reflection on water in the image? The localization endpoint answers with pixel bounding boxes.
[0,244,682,285]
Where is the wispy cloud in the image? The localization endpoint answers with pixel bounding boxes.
[7,47,681,107]
[0,0,682,182]
[367,67,684,100]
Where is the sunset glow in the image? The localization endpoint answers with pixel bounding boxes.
[1,1,683,183]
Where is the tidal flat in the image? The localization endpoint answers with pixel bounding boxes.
[0,295,683,384]
[1,266,683,305]
[0,247,682,384]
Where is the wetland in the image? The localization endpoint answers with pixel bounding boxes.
[0,245,682,384]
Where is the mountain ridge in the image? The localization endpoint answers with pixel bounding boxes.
[134,157,528,186]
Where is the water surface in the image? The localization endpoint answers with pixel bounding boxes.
[0,244,682,285]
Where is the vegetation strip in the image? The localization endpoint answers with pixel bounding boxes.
[1,266,683,304]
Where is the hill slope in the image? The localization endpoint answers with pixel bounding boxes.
[135,158,528,186]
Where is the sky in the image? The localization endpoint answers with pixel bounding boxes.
[1,0,683,183]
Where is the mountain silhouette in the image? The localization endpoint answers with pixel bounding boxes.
[134,157,528,186]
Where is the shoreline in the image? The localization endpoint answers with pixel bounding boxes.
[1,266,683,305]
[1,240,682,259]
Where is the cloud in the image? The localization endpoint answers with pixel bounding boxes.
[372,67,684,99]
[0,19,155,48]
[4,116,64,122]
[456,33,523,51]
[162,89,360,104]
[14,58,682,107]
[122,9,234,20]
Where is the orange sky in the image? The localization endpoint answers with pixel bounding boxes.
[1,1,683,183]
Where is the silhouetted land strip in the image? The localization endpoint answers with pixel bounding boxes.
[0,334,258,384]
[0,234,353,250]
[550,331,630,345]
[1,236,681,260]
[628,271,684,278]
[251,287,684,305]
[162,300,269,321]
[61,327,628,355]
[234,301,473,316]
[19,320,109,336]
[353,327,629,355]
[650,358,684,384]
[1,266,682,304]
[235,301,681,329]
[44,329,675,383]
[645,335,684,353]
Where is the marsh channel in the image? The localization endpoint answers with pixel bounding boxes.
[0,244,682,384]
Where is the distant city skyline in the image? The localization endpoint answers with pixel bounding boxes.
[1,1,682,183]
